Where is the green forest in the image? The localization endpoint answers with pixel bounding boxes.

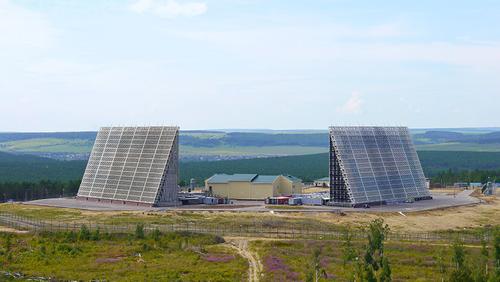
[0,150,499,201]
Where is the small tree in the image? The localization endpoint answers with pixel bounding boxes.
[452,239,466,269]
[434,248,447,278]
[78,224,91,241]
[364,264,377,282]
[493,229,500,281]
[472,233,489,282]
[306,248,327,282]
[342,228,357,266]
[4,234,12,253]
[151,228,161,241]
[356,219,391,281]
[449,239,472,282]
[135,223,145,239]
[367,218,390,269]
[91,227,100,241]
[352,258,365,282]
[379,257,392,282]
[64,231,77,243]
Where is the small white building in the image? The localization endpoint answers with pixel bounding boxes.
[469,182,483,189]
[313,177,330,188]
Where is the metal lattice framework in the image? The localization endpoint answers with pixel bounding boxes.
[329,126,431,206]
[77,126,179,206]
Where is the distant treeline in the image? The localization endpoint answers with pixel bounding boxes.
[181,151,500,185]
[431,169,500,186]
[1,151,500,201]
[1,170,497,202]
[413,130,500,144]
[0,180,81,202]
[418,151,500,171]
[0,152,86,182]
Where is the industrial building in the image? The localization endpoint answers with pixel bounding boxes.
[313,177,330,187]
[77,126,179,207]
[329,126,432,207]
[205,174,303,200]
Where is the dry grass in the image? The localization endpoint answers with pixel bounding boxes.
[429,187,465,195]
[302,187,329,194]
[305,197,500,232]
[0,226,28,234]
[1,195,499,233]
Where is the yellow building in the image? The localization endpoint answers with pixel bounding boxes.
[205,174,303,200]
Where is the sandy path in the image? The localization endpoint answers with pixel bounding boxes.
[0,226,28,234]
[225,239,262,282]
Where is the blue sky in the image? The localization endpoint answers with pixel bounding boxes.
[1,0,499,131]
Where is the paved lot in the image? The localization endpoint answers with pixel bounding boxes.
[25,190,480,213]
[27,198,158,211]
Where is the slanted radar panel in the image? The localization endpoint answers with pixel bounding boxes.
[329,126,431,206]
[77,126,179,206]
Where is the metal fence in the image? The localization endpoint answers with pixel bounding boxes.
[0,212,491,244]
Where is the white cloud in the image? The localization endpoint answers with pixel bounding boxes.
[129,0,153,13]
[0,0,55,50]
[128,0,207,18]
[338,92,363,114]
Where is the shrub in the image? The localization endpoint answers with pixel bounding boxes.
[78,225,91,241]
[342,228,356,265]
[56,244,82,256]
[64,231,77,243]
[91,228,100,241]
[3,234,12,252]
[151,228,161,241]
[135,224,145,239]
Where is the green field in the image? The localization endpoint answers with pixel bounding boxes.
[0,231,246,281]
[0,206,498,282]
[252,237,496,281]
[0,138,93,153]
[2,129,500,161]
[0,229,494,281]
[416,142,500,152]
[181,145,328,157]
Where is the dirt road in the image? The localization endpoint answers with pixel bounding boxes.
[225,239,262,282]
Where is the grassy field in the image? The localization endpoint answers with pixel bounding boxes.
[1,193,498,233]
[181,145,328,157]
[0,197,499,281]
[2,129,500,161]
[416,142,500,152]
[0,231,247,281]
[251,238,488,281]
[0,138,93,153]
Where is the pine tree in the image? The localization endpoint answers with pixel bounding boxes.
[379,257,392,282]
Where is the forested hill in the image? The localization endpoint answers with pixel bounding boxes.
[0,152,86,182]
[182,151,500,184]
[1,151,500,184]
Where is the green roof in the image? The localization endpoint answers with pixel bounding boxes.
[284,175,302,182]
[206,174,301,184]
[253,175,279,183]
[315,177,330,181]
[206,174,257,184]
